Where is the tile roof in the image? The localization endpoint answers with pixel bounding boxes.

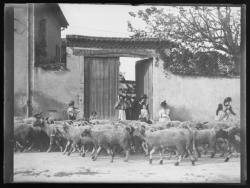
[66,35,178,49]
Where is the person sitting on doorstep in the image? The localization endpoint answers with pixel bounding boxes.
[139,104,150,123]
[158,100,171,122]
[139,94,148,109]
[66,100,80,121]
[215,103,225,121]
[33,113,44,127]
[223,97,237,121]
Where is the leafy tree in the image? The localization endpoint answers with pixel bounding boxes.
[128,6,241,75]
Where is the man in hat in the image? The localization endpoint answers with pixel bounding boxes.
[67,100,80,120]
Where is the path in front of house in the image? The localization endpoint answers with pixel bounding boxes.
[14,152,240,183]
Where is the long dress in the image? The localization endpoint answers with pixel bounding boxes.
[158,108,171,122]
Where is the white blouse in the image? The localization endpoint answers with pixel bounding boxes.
[158,108,170,122]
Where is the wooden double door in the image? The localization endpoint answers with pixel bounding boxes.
[135,58,153,119]
[84,57,119,120]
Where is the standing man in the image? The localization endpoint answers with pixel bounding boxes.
[114,95,126,121]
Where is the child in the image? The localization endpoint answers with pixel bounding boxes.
[139,104,150,123]
[66,100,80,120]
[223,97,237,121]
[215,103,225,121]
[158,100,171,122]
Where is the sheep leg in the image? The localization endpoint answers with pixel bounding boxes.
[174,150,183,166]
[124,150,129,162]
[224,143,233,162]
[149,147,156,164]
[90,147,96,157]
[16,141,23,152]
[210,143,216,158]
[71,146,76,153]
[54,138,63,152]
[142,142,148,156]
[67,143,75,156]
[167,150,172,160]
[25,142,35,152]
[159,149,163,165]
[92,146,101,161]
[47,136,55,152]
[111,150,115,162]
[63,141,71,155]
[196,146,201,158]
[80,145,85,157]
[106,148,114,162]
[187,148,195,165]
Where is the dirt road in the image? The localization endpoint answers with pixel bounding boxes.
[14,152,240,183]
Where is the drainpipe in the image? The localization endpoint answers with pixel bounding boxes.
[27,3,35,117]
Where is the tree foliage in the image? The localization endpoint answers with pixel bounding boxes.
[128,6,241,76]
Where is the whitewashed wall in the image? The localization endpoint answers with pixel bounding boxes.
[152,58,240,121]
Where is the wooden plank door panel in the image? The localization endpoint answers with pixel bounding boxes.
[84,57,119,120]
[135,58,153,119]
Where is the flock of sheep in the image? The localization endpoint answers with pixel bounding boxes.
[14,116,240,166]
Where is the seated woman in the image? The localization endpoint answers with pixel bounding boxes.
[139,104,150,123]
[66,100,80,121]
[89,111,98,121]
[158,100,171,122]
[215,103,225,121]
[223,97,237,122]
